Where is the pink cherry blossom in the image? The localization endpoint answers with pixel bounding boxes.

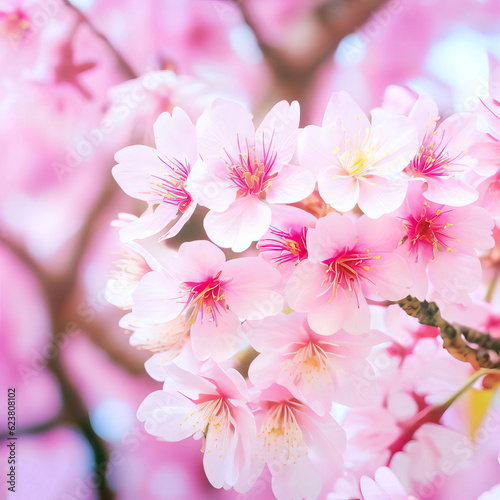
[360,466,416,500]
[119,312,190,369]
[407,95,479,206]
[285,212,413,335]
[257,205,317,277]
[250,384,346,500]
[132,240,284,361]
[137,360,257,492]
[396,184,494,304]
[189,98,316,252]
[390,424,473,496]
[244,312,385,413]
[299,90,419,218]
[112,107,197,242]
[104,240,161,310]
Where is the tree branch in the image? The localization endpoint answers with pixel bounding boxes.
[62,0,137,80]
[234,0,389,121]
[397,296,500,370]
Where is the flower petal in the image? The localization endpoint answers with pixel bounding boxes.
[266,164,316,204]
[204,196,272,252]
[191,309,242,362]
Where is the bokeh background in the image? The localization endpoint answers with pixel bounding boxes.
[2,0,500,499]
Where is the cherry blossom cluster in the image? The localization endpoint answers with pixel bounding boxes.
[106,71,500,500]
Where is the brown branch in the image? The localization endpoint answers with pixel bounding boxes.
[397,296,500,370]
[234,0,389,121]
[47,350,115,500]
[62,0,137,80]
[0,233,51,297]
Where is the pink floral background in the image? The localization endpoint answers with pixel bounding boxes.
[2,1,500,499]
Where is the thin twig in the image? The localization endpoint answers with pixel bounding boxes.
[62,0,137,79]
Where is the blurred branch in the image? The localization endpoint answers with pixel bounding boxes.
[0,233,51,297]
[0,415,64,440]
[239,0,387,76]
[62,0,137,79]
[233,0,389,120]
[60,174,118,303]
[397,296,500,370]
[0,171,123,500]
[48,350,115,500]
[73,315,147,375]
[387,368,487,461]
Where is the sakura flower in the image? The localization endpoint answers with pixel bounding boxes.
[299,90,419,218]
[257,205,317,277]
[360,466,417,500]
[396,184,494,304]
[104,241,161,310]
[132,240,284,361]
[407,95,478,206]
[343,406,400,470]
[244,312,385,414]
[112,107,197,242]
[189,98,316,252]
[119,312,190,373]
[285,212,412,335]
[107,69,223,143]
[137,361,257,492]
[390,423,473,496]
[250,385,346,500]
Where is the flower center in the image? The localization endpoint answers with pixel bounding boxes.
[224,138,278,198]
[401,203,454,260]
[321,249,380,300]
[284,342,332,388]
[259,226,308,266]
[181,398,231,444]
[258,402,305,464]
[408,134,463,178]
[180,271,229,324]
[0,10,30,40]
[345,149,372,177]
[150,156,192,212]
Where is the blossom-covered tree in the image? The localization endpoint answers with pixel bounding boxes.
[4,1,500,500]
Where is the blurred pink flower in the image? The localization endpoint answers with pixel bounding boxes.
[360,466,416,500]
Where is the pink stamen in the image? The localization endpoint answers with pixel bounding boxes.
[321,248,378,303]
[224,134,278,199]
[401,204,454,261]
[259,226,309,266]
[180,271,231,324]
